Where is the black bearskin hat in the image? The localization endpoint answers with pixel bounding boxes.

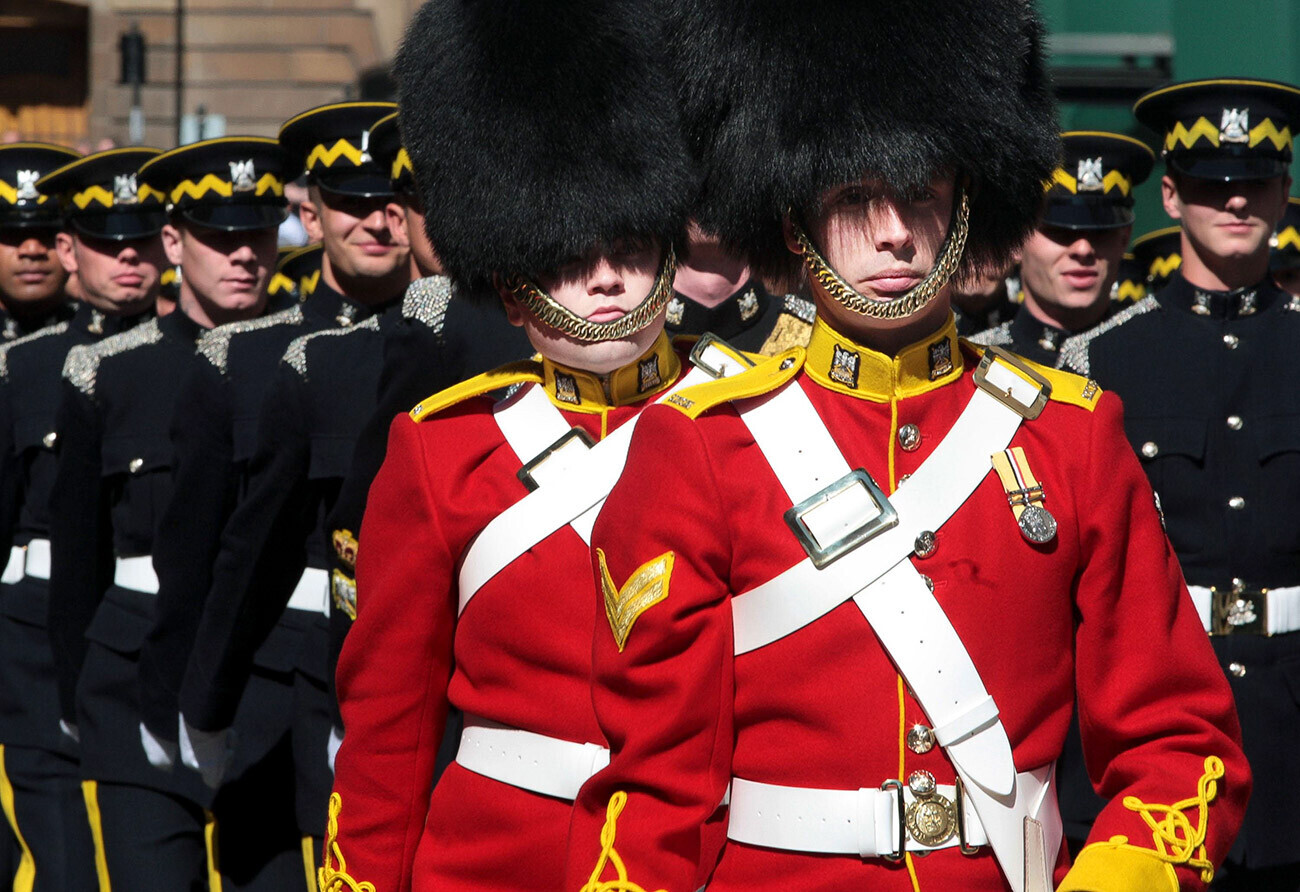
[394,0,696,288]
[668,0,1060,278]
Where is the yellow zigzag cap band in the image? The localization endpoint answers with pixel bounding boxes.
[1165,117,1292,151]
[72,184,165,210]
[1050,168,1133,196]
[1275,226,1300,252]
[392,148,412,182]
[169,172,284,204]
[306,139,368,171]
[0,182,46,206]
[1148,255,1182,279]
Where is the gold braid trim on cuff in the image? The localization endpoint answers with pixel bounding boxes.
[1121,755,1225,884]
[318,793,376,892]
[580,791,666,892]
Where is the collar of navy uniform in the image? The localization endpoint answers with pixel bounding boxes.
[541,329,680,411]
[666,278,770,337]
[161,305,206,343]
[1010,304,1068,352]
[1162,271,1282,320]
[804,313,963,402]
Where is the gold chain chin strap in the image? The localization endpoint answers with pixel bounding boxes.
[506,247,677,343]
[793,185,970,320]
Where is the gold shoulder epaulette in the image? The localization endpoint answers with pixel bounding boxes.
[663,347,805,419]
[409,360,542,421]
[1020,355,1103,412]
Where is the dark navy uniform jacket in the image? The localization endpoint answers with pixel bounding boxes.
[47,307,209,801]
[1068,272,1300,868]
[0,303,131,754]
[663,280,814,355]
[969,301,1128,370]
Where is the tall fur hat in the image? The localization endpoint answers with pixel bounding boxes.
[395,0,696,287]
[668,0,1060,277]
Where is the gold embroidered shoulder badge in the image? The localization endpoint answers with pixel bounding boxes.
[598,549,674,652]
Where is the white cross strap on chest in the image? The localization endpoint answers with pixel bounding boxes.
[456,336,753,616]
[731,351,1059,891]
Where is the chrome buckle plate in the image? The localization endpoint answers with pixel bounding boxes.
[880,779,906,862]
[1210,584,1268,636]
[783,469,898,569]
[689,332,756,380]
[973,346,1052,420]
[516,427,596,492]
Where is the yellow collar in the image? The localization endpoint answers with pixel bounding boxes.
[804,314,963,401]
[541,331,680,411]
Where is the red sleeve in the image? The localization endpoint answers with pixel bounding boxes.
[567,405,734,892]
[324,414,455,892]
[1068,392,1250,890]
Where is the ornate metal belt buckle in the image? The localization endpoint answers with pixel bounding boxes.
[688,332,755,380]
[904,771,958,849]
[784,469,898,569]
[1210,582,1268,636]
[516,427,596,492]
[973,347,1052,420]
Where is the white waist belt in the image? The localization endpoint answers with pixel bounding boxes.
[1,547,22,585]
[727,765,1056,859]
[114,555,158,594]
[3,539,53,584]
[455,715,608,802]
[286,567,329,616]
[1188,584,1300,636]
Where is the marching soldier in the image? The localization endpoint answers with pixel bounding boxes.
[0,144,149,892]
[0,144,78,341]
[950,262,1021,336]
[1113,253,1148,302]
[970,131,1156,367]
[569,3,1249,892]
[46,137,289,890]
[666,221,814,354]
[1076,77,1300,891]
[1269,196,1300,297]
[171,101,410,866]
[318,1,753,888]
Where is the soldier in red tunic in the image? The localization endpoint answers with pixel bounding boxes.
[319,2,751,891]
[568,1,1251,891]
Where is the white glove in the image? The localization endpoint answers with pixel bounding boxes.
[179,714,232,789]
[328,725,344,774]
[140,722,177,770]
[59,719,79,744]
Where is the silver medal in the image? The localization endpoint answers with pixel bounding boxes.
[1018,504,1057,544]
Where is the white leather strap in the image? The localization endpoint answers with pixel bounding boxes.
[458,359,727,616]
[1,547,22,585]
[454,715,609,802]
[24,538,51,581]
[286,567,330,615]
[1188,584,1300,635]
[114,555,158,594]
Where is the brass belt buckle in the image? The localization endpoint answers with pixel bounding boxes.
[904,770,958,849]
[784,469,898,569]
[516,427,596,492]
[973,347,1052,420]
[1210,581,1268,636]
[688,332,755,380]
[880,779,906,862]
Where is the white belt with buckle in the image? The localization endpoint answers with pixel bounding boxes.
[286,567,330,616]
[1188,584,1300,636]
[454,715,608,802]
[1,547,22,584]
[25,539,51,581]
[727,764,1055,860]
[114,555,158,594]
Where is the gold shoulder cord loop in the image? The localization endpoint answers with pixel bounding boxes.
[318,793,375,892]
[1121,755,1225,884]
[580,791,666,892]
[507,248,676,343]
[793,184,970,320]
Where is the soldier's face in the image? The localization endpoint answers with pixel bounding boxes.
[56,231,162,316]
[1020,224,1129,313]
[384,194,443,278]
[501,238,665,375]
[163,222,276,324]
[1163,173,1289,264]
[300,187,409,283]
[0,227,66,306]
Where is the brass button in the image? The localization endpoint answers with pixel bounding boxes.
[1140,441,1158,459]
[1227,496,1246,511]
[128,458,144,474]
[1228,662,1246,678]
[906,724,935,754]
[914,531,937,558]
[1226,415,1243,431]
[898,473,912,484]
[907,770,937,797]
[898,424,921,452]
[1223,333,1239,349]
[920,574,934,592]
[41,431,57,449]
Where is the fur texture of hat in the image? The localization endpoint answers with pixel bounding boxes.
[395,0,696,286]
[668,0,1060,277]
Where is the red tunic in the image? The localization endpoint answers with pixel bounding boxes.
[327,334,686,892]
[569,316,1249,892]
